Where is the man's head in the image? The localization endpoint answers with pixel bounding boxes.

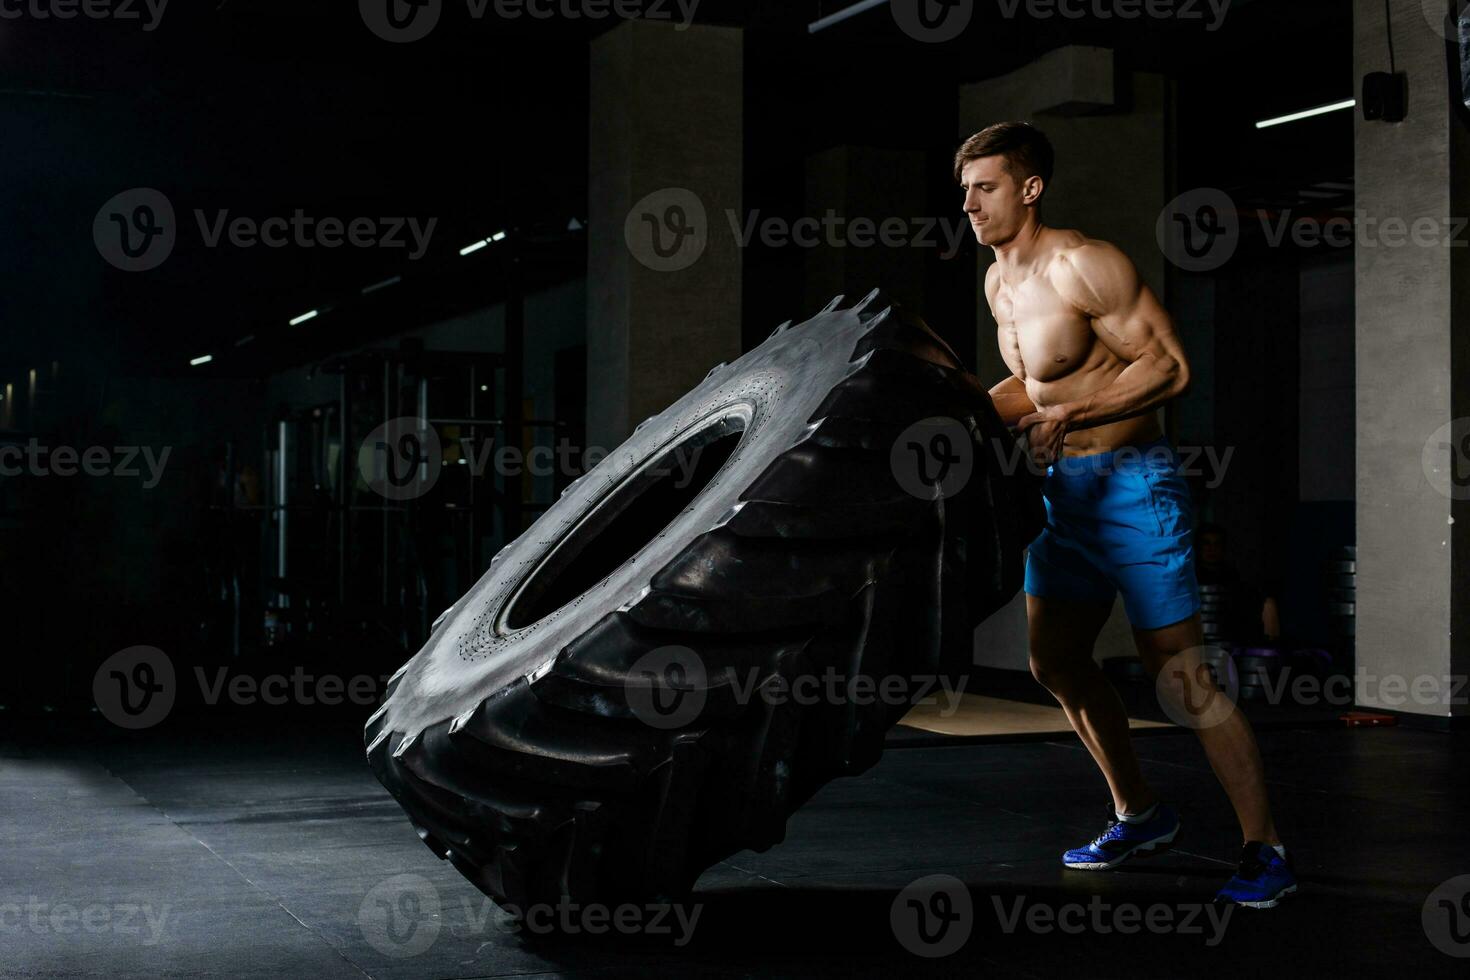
[954,121,1054,247]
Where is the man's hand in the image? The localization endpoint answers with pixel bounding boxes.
[1017,403,1073,467]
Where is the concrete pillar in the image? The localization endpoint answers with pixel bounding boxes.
[586,20,743,452]
[958,46,1171,670]
[803,145,928,314]
[1353,0,1470,720]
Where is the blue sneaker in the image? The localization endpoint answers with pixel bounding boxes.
[1214,841,1297,908]
[1063,803,1180,870]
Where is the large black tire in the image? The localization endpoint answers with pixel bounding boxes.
[365,290,1042,910]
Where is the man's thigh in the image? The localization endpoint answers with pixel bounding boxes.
[1026,593,1114,670]
[1131,611,1205,677]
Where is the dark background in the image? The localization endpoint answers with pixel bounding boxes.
[0,0,1357,712]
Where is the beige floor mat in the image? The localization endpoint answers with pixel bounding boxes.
[899,692,1172,737]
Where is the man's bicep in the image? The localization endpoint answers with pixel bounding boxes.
[1063,245,1184,366]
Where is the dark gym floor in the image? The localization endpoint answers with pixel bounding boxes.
[3,704,1467,979]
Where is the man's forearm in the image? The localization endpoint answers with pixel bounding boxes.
[985,375,1037,428]
[991,391,1038,428]
[1057,354,1186,431]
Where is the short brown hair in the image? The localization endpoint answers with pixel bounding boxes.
[953,121,1055,200]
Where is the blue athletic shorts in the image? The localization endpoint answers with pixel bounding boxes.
[1023,435,1202,630]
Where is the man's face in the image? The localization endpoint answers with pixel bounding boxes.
[960,155,1034,247]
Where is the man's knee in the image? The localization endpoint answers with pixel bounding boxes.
[1029,650,1095,698]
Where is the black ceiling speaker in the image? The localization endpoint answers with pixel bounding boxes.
[1432,0,1470,128]
[1362,71,1408,122]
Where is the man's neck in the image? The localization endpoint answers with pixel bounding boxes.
[990,218,1050,281]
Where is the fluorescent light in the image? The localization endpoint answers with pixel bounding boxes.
[461,232,507,256]
[289,310,319,326]
[808,0,888,33]
[234,334,255,347]
[1255,99,1356,129]
[190,354,214,367]
[362,275,402,294]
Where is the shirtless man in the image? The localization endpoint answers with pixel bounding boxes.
[956,121,1296,908]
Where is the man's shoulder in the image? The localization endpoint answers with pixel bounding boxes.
[1047,231,1127,271]
[1045,233,1139,307]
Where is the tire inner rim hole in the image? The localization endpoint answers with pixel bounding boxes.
[501,409,751,631]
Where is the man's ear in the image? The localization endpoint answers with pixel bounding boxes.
[1022,176,1044,205]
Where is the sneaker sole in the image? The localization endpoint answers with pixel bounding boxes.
[1230,884,1298,909]
[1062,823,1180,871]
